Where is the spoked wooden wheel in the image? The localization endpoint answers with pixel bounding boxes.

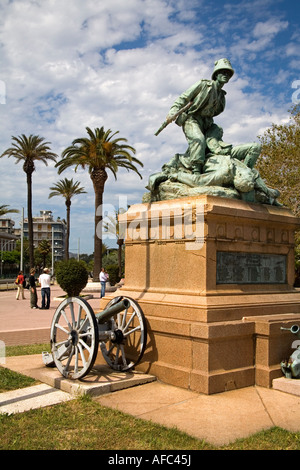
[100,296,147,371]
[50,297,99,380]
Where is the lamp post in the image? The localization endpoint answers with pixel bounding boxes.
[51,227,54,276]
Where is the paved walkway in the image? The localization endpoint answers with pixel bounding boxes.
[1,285,300,447]
[0,283,102,345]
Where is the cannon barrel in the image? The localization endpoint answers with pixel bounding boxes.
[95,298,130,324]
[280,324,300,338]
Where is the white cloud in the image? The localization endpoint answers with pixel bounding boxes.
[253,19,288,38]
[0,0,299,253]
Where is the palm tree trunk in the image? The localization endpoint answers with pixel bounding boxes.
[65,200,71,261]
[91,168,107,282]
[117,238,124,279]
[93,189,103,281]
[26,171,34,269]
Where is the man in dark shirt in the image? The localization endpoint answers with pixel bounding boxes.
[29,268,39,309]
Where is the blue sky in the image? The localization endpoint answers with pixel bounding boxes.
[0,0,299,254]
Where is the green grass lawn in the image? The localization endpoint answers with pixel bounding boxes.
[1,343,300,450]
[0,367,36,392]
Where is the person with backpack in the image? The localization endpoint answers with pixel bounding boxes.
[15,270,25,300]
[29,268,39,309]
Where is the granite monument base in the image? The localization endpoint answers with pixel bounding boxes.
[100,196,300,394]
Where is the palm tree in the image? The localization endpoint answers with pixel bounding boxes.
[1,135,57,268]
[38,239,52,268]
[0,205,20,217]
[49,178,86,260]
[56,126,143,281]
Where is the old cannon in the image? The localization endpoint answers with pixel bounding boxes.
[42,295,147,380]
[280,324,300,379]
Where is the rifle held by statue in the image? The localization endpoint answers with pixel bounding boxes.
[154,101,193,136]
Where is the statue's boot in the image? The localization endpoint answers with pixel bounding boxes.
[254,175,281,204]
[146,172,168,191]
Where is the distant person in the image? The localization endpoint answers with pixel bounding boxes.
[39,268,51,309]
[29,268,39,309]
[15,270,25,300]
[99,268,109,298]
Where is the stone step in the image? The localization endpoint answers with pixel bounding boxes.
[0,383,72,415]
[272,377,300,397]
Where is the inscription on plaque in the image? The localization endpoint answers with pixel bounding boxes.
[216,252,287,284]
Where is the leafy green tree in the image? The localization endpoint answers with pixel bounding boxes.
[257,105,300,285]
[1,135,57,268]
[55,127,143,281]
[79,253,94,264]
[49,178,86,261]
[257,105,300,214]
[105,264,120,286]
[1,250,20,264]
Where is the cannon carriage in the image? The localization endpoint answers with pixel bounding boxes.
[43,296,147,380]
[280,324,300,379]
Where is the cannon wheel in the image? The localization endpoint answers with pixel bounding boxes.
[50,297,99,380]
[100,296,147,371]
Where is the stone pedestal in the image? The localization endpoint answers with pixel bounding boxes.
[101,195,300,394]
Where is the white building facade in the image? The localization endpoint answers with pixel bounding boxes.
[23,210,67,262]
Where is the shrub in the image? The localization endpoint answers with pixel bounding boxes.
[55,259,88,296]
[105,264,119,286]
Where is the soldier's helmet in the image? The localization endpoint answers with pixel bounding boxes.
[211,58,234,80]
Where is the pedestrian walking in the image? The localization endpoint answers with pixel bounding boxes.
[15,271,25,300]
